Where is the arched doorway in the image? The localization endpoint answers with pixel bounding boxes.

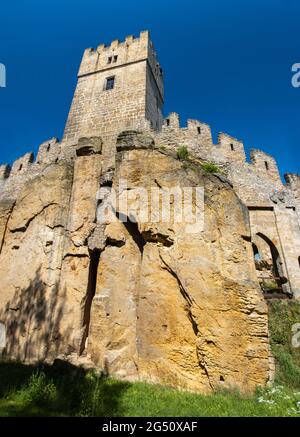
[252,233,290,298]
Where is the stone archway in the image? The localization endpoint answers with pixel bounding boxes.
[252,232,289,298]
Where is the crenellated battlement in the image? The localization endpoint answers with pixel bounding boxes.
[249,148,282,186]
[10,152,34,177]
[0,30,297,213]
[158,113,283,181]
[0,113,290,197]
[63,30,163,143]
[0,164,10,180]
[217,132,246,163]
[284,173,300,185]
[0,137,63,186]
[284,173,300,200]
[78,30,163,96]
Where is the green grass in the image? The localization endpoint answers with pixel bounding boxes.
[0,300,299,417]
[268,300,300,388]
[0,360,300,417]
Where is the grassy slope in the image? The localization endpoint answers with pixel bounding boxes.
[268,300,300,388]
[0,300,300,417]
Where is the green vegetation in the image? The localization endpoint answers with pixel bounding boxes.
[176,146,221,175]
[268,300,300,389]
[0,360,299,417]
[176,146,189,161]
[0,300,299,417]
[263,280,278,290]
[200,162,221,174]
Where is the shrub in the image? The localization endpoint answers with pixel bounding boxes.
[21,371,57,405]
[201,162,220,173]
[176,146,189,161]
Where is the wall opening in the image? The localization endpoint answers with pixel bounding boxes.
[252,243,261,261]
[254,233,289,298]
[298,256,300,268]
[197,127,201,134]
[116,212,146,254]
[105,76,115,90]
[79,249,101,355]
[265,161,269,171]
[230,143,235,151]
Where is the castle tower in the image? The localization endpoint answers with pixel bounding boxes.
[63,30,164,152]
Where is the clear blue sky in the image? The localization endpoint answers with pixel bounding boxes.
[0,0,299,177]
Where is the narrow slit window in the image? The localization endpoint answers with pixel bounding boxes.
[197,127,201,134]
[265,161,269,171]
[230,143,235,151]
[105,76,115,90]
[107,57,112,64]
[166,119,170,126]
[113,55,118,63]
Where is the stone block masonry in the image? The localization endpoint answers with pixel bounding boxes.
[63,30,163,161]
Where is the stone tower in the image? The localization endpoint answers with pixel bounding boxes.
[63,30,164,156]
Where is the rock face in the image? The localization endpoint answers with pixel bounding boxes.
[0,135,270,393]
[0,163,74,361]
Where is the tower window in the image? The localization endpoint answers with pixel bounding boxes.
[105,76,115,90]
[265,161,269,171]
[197,127,201,134]
[230,143,235,151]
[107,57,112,64]
[166,119,170,126]
[113,55,118,63]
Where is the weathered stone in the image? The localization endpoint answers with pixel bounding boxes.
[76,137,102,157]
[0,162,74,362]
[0,30,299,394]
[83,149,270,393]
[116,131,155,152]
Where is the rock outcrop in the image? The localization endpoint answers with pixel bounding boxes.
[0,133,271,393]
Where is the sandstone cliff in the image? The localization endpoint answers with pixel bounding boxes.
[0,133,271,393]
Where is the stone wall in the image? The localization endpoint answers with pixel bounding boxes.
[63,30,163,160]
